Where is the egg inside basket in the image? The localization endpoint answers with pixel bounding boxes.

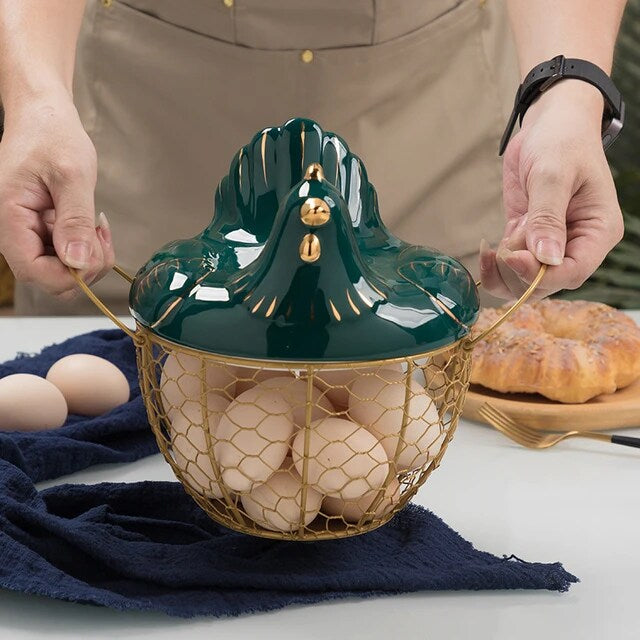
[74,119,541,540]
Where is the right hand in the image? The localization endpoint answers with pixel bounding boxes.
[0,90,114,300]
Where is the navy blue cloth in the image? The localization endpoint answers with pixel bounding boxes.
[0,330,156,482]
[0,329,577,617]
[0,461,577,618]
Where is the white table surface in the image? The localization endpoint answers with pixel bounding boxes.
[1,315,639,640]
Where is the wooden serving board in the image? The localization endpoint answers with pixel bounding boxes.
[463,378,640,432]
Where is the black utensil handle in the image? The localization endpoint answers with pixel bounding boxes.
[611,435,640,449]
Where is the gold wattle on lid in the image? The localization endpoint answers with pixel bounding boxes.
[299,233,321,262]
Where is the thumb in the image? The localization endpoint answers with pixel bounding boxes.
[50,170,98,270]
[523,166,572,266]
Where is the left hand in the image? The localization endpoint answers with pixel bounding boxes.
[480,79,624,300]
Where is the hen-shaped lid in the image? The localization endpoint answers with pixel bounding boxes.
[130,118,478,361]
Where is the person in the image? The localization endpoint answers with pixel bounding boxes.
[0,0,626,314]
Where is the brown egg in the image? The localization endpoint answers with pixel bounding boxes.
[426,429,448,462]
[234,367,293,396]
[214,386,294,492]
[349,369,441,471]
[241,467,322,532]
[160,352,237,413]
[169,394,231,498]
[46,354,129,416]
[420,350,455,398]
[323,477,401,523]
[291,417,389,500]
[256,376,334,428]
[314,362,403,409]
[0,373,68,431]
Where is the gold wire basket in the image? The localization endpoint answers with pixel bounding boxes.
[142,337,468,540]
[71,119,544,540]
[72,263,543,541]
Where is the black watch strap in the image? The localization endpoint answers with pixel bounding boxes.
[499,55,625,156]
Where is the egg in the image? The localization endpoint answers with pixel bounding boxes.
[169,394,231,498]
[348,369,441,471]
[0,373,68,431]
[160,352,236,413]
[426,429,448,461]
[291,417,389,499]
[234,368,292,396]
[255,376,334,428]
[46,354,129,416]
[419,350,456,401]
[214,386,294,492]
[323,477,401,523]
[241,467,322,532]
[314,362,404,409]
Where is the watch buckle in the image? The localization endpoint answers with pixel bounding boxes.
[539,55,566,92]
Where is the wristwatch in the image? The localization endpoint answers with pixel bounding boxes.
[499,54,625,156]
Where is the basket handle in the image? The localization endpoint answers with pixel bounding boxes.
[463,264,547,349]
[68,265,140,342]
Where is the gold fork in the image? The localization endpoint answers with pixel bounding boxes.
[478,403,640,450]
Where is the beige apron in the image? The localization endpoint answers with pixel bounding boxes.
[15,0,517,315]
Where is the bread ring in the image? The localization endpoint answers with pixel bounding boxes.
[470,300,640,403]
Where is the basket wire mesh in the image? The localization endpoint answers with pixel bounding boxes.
[136,328,471,540]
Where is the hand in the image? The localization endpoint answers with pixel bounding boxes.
[480,80,624,300]
[0,89,114,300]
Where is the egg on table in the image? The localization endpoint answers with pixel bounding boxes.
[314,362,403,410]
[169,394,231,498]
[322,477,401,523]
[255,376,334,428]
[214,386,294,492]
[241,467,322,532]
[0,373,68,431]
[348,369,441,471]
[160,351,237,412]
[46,354,129,416]
[291,417,389,500]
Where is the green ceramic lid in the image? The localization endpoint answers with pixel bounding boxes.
[129,118,479,361]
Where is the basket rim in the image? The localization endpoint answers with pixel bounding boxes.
[135,322,469,368]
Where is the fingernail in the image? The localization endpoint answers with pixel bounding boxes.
[535,239,563,266]
[64,241,91,269]
[97,211,110,230]
[479,239,491,271]
[97,212,112,246]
